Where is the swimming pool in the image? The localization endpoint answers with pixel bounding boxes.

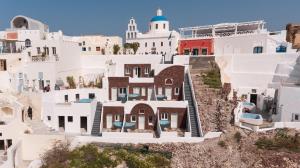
[78,98,93,103]
[243,102,255,106]
[241,113,261,119]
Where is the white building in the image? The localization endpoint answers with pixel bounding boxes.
[125,9,180,61]
[72,35,123,55]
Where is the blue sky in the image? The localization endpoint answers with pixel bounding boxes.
[1,0,299,37]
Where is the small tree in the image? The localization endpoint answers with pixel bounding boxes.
[101,48,105,55]
[131,42,139,54]
[123,43,132,54]
[113,44,120,55]
[66,76,76,89]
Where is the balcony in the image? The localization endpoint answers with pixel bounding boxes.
[31,54,49,62]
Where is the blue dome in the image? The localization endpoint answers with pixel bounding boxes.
[151,16,167,22]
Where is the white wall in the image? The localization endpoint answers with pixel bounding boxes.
[276,86,300,122]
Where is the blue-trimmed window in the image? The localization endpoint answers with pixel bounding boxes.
[253,46,263,53]
[276,45,287,53]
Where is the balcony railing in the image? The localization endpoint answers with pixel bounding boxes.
[31,54,49,62]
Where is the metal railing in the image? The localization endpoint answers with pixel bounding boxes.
[186,68,203,137]
[183,81,192,133]
[99,105,104,135]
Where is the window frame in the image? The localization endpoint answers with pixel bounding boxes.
[161,112,168,120]
[125,67,131,74]
[131,115,136,122]
[68,116,73,122]
[115,114,120,121]
[174,87,180,95]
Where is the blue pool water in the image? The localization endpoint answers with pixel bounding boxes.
[78,98,92,103]
[160,120,170,125]
[243,102,255,106]
[241,113,261,119]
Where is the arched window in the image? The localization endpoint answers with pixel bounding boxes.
[276,45,287,53]
[165,78,173,85]
[131,32,134,39]
[253,46,263,53]
[25,39,31,47]
[127,33,130,39]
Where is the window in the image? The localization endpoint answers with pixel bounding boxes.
[139,109,145,114]
[82,47,86,51]
[68,116,73,122]
[75,94,80,101]
[52,47,56,55]
[276,45,287,53]
[0,133,2,136]
[79,43,82,46]
[131,115,136,122]
[145,42,147,47]
[293,113,300,121]
[82,41,85,45]
[28,52,31,57]
[169,41,171,46]
[165,78,173,85]
[163,24,166,29]
[133,26,135,31]
[64,95,68,102]
[141,88,146,96]
[133,87,140,94]
[155,24,158,29]
[158,87,162,95]
[47,116,51,121]
[148,116,153,124]
[161,42,163,47]
[119,88,126,95]
[125,67,130,74]
[184,49,190,55]
[44,47,49,55]
[0,60,7,71]
[192,48,199,55]
[201,48,208,55]
[89,93,95,99]
[127,33,130,39]
[144,67,150,74]
[253,46,263,53]
[175,87,180,95]
[37,47,41,54]
[25,39,31,47]
[161,113,168,120]
[153,42,155,47]
[115,115,120,121]
[96,47,101,51]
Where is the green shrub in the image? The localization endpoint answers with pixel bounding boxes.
[255,137,274,149]
[234,132,242,143]
[202,70,222,88]
[146,154,171,168]
[218,140,226,147]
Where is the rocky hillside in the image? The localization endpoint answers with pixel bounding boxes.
[150,128,300,168]
[190,60,235,134]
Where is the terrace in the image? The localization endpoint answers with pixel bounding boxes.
[179,20,266,40]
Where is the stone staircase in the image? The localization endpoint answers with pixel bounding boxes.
[184,73,202,137]
[91,102,102,136]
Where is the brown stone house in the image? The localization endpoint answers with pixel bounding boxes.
[102,102,188,134]
[108,64,184,101]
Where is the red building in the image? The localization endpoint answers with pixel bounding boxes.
[179,39,214,55]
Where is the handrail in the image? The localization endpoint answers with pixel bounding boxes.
[121,112,126,132]
[186,68,203,137]
[153,85,157,101]
[99,104,104,135]
[156,110,162,137]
